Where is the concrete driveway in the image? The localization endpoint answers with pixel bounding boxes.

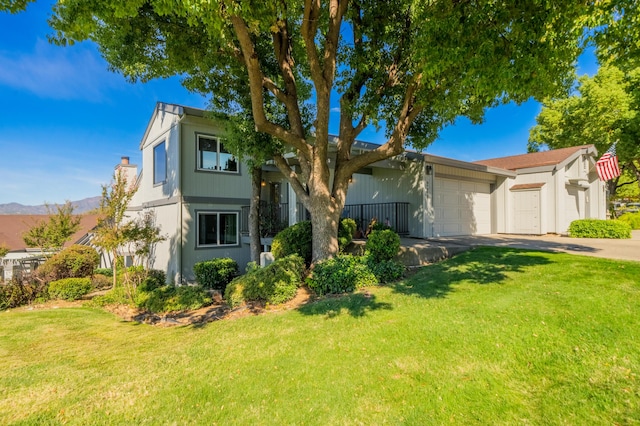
[398,230,640,265]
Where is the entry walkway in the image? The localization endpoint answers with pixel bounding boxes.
[397,230,640,266]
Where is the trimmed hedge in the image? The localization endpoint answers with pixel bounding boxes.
[48,277,93,301]
[618,212,640,230]
[193,258,238,291]
[307,254,377,295]
[568,219,631,239]
[225,255,305,308]
[365,229,401,262]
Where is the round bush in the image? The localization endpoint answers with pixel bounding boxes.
[306,254,377,296]
[365,229,401,262]
[48,277,93,301]
[271,221,313,264]
[36,245,100,283]
[366,255,405,283]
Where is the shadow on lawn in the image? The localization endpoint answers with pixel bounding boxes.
[391,247,553,300]
[297,292,393,319]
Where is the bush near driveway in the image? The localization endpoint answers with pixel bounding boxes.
[568,219,631,238]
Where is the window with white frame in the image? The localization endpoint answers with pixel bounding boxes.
[153,141,167,185]
[197,135,238,172]
[197,211,239,247]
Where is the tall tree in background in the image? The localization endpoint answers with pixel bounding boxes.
[22,201,81,256]
[4,0,638,262]
[529,64,640,202]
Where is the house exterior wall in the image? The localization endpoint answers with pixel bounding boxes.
[344,161,424,237]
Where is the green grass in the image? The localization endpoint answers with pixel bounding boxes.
[1,247,639,425]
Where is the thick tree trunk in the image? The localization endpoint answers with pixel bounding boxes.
[309,201,341,265]
[249,166,262,263]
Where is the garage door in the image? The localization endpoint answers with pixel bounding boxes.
[433,178,491,236]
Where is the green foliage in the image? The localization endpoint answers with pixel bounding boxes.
[90,286,130,307]
[338,218,357,251]
[224,255,305,308]
[135,285,212,313]
[617,212,640,230]
[271,221,313,264]
[193,258,239,291]
[0,278,48,310]
[365,256,405,284]
[94,268,113,277]
[22,201,81,253]
[568,219,631,239]
[48,277,93,301]
[0,243,9,258]
[139,269,167,291]
[35,245,100,283]
[90,274,112,290]
[365,229,401,262]
[306,254,378,296]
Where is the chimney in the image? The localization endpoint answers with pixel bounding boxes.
[115,156,138,191]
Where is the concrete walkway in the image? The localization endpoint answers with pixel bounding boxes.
[397,230,640,266]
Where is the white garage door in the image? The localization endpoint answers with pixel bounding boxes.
[433,178,491,236]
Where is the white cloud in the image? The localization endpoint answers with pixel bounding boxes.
[0,39,120,101]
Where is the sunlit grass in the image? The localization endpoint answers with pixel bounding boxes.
[1,247,639,424]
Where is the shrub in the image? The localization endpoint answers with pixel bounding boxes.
[36,245,100,283]
[139,269,167,292]
[194,258,239,291]
[225,255,305,308]
[136,285,212,313]
[306,254,378,296]
[365,229,401,262]
[618,212,640,230]
[568,219,631,239]
[366,256,405,283]
[271,221,313,264]
[94,268,113,277]
[48,277,93,301]
[91,274,112,290]
[90,286,131,307]
[338,218,357,250]
[0,278,48,310]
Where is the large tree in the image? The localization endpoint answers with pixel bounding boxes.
[4,0,637,262]
[529,64,640,201]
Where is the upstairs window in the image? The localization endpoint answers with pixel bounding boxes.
[197,211,239,247]
[153,141,167,185]
[197,135,238,173]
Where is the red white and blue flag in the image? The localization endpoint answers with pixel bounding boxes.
[596,142,621,181]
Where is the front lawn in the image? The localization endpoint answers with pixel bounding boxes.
[1,247,639,424]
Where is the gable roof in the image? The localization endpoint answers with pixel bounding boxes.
[0,214,99,252]
[473,145,596,171]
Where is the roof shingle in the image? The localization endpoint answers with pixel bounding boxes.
[474,145,594,171]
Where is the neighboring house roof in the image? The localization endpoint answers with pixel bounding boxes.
[473,145,596,171]
[0,214,99,252]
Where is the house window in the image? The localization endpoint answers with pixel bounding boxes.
[197,211,239,247]
[153,141,167,185]
[197,135,238,172]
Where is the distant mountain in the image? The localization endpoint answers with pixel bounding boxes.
[0,196,101,215]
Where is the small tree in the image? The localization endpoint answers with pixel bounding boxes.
[93,172,136,288]
[22,201,81,256]
[0,243,9,258]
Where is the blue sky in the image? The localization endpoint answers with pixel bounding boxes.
[0,2,599,206]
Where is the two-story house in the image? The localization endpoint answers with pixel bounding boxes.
[124,102,606,284]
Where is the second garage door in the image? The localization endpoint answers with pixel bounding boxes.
[433,178,491,236]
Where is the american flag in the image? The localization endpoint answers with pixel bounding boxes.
[596,142,621,181]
